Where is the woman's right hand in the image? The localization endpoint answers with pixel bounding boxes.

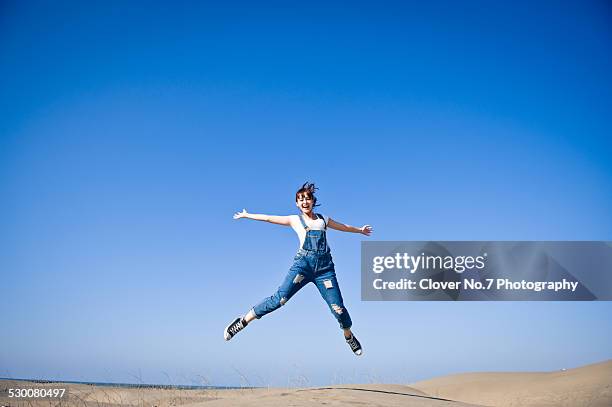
[233,209,248,219]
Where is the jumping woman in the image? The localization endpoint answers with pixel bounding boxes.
[224,182,372,356]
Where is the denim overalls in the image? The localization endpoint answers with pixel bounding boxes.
[252,214,352,329]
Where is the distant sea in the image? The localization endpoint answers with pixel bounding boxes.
[0,377,254,390]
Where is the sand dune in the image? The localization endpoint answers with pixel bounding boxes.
[411,359,612,407]
[0,381,479,406]
[2,360,610,406]
[187,385,480,407]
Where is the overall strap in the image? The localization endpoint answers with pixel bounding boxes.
[298,214,309,231]
[316,213,327,229]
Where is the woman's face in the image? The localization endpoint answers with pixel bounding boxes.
[296,193,314,214]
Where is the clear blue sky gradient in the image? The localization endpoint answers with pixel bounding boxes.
[1,1,611,386]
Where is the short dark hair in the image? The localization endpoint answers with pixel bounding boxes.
[295,182,320,207]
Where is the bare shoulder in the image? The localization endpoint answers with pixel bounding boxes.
[326,217,340,228]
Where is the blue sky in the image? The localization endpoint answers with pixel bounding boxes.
[1,1,611,386]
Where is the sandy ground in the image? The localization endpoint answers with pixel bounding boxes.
[411,359,612,407]
[1,360,609,406]
[0,382,478,407]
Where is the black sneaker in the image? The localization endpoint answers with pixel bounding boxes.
[346,334,363,356]
[224,317,247,341]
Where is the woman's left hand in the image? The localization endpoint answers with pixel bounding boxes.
[360,225,373,236]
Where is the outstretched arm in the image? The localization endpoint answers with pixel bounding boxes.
[327,218,373,236]
[233,209,292,226]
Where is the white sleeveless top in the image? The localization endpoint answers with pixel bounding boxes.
[289,214,329,248]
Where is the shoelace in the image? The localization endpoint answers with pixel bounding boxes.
[347,336,360,351]
[229,320,244,335]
